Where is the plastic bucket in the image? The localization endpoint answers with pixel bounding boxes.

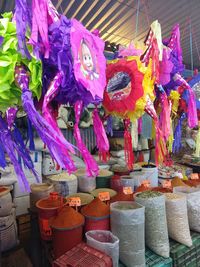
[52,225,83,259]
[96,170,113,189]
[36,192,63,240]
[84,215,110,233]
[142,164,158,187]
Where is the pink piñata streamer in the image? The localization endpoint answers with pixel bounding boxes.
[29,0,50,58]
[42,71,75,155]
[92,107,110,162]
[74,101,99,177]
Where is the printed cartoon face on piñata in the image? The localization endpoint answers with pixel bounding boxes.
[107,72,131,101]
[103,59,144,120]
[71,19,106,100]
[79,40,99,80]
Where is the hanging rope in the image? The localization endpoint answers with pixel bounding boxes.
[135,0,140,39]
[141,0,150,27]
[189,18,194,75]
[181,17,190,41]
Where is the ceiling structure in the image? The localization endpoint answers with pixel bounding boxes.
[1,0,200,70]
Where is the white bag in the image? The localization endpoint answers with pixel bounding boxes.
[165,193,192,247]
[110,201,145,267]
[42,153,62,175]
[135,192,169,258]
[173,187,200,233]
[48,173,77,196]
[86,230,119,267]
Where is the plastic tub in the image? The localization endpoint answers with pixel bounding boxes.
[96,170,113,189]
[142,164,158,187]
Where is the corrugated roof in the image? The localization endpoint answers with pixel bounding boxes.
[1,0,200,69]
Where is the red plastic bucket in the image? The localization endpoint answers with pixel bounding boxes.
[36,192,63,240]
[84,215,110,233]
[52,225,83,259]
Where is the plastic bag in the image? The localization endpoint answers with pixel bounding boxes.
[173,186,200,233]
[86,230,119,267]
[135,192,169,258]
[110,201,145,267]
[165,193,192,247]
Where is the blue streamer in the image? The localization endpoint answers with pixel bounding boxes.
[172,113,186,153]
[27,118,35,151]
[0,141,6,168]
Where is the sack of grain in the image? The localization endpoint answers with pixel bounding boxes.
[173,186,200,233]
[135,191,169,258]
[165,193,192,247]
[47,172,77,196]
[110,201,145,267]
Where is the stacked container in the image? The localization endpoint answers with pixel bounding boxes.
[0,186,18,252]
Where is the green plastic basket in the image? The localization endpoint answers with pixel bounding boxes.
[96,170,113,189]
[170,231,200,267]
[145,248,172,267]
[119,247,172,267]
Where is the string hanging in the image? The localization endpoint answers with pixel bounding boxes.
[135,0,140,39]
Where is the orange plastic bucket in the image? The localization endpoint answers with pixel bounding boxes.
[36,192,63,240]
